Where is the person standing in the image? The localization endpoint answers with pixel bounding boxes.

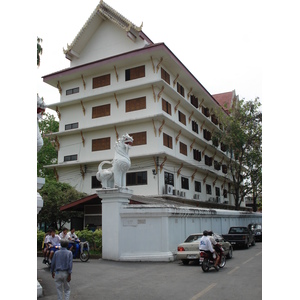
[50,239,73,300]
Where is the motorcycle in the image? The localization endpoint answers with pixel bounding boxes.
[199,244,226,272]
[70,240,90,262]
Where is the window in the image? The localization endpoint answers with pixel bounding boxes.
[165,172,174,186]
[222,164,228,174]
[221,143,227,152]
[163,133,173,149]
[177,82,185,97]
[126,171,147,186]
[65,122,78,130]
[212,136,219,147]
[193,149,201,162]
[181,176,189,190]
[223,189,228,198]
[125,65,145,81]
[205,155,212,166]
[179,142,187,156]
[91,176,102,189]
[214,160,221,171]
[206,184,212,195]
[192,120,199,133]
[211,114,219,125]
[202,106,210,117]
[215,187,220,197]
[92,104,110,119]
[93,74,111,89]
[162,99,172,115]
[129,131,147,146]
[195,181,201,192]
[66,87,79,95]
[203,129,212,141]
[191,95,198,108]
[161,68,170,84]
[92,137,110,152]
[64,154,77,162]
[178,111,186,125]
[125,96,146,112]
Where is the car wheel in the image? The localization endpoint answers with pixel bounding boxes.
[226,247,233,259]
[245,239,249,249]
[182,259,189,265]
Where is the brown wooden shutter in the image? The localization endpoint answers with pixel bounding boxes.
[92,137,111,151]
[93,74,111,89]
[163,133,173,149]
[92,104,111,119]
[178,111,186,125]
[129,131,147,146]
[125,97,146,112]
[161,68,170,84]
[179,142,187,156]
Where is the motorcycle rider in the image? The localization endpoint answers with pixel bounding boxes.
[207,230,220,269]
[67,228,80,252]
[48,229,61,266]
[199,230,219,271]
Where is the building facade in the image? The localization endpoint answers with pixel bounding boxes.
[44,1,241,206]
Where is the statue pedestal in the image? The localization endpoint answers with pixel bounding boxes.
[97,187,133,260]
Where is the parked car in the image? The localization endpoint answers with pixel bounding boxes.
[248,223,262,242]
[222,226,255,249]
[176,232,233,265]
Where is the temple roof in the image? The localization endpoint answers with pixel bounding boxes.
[212,90,238,112]
[63,0,145,57]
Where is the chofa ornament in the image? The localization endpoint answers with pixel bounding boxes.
[96,133,134,188]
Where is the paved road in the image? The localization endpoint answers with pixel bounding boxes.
[37,243,262,299]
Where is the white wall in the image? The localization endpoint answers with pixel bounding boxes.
[100,189,262,262]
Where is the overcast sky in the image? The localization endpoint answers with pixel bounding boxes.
[36,0,262,108]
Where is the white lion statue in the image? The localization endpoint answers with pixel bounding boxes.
[96,133,134,188]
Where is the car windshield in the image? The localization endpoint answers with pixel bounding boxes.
[184,234,202,243]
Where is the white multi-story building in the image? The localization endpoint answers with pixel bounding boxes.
[44,1,240,206]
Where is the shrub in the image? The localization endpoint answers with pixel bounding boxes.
[93,229,102,251]
[37,230,46,250]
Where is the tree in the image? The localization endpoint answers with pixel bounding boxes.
[37,37,43,67]
[214,98,262,210]
[37,113,59,179]
[38,179,87,230]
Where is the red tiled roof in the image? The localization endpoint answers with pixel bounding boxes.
[212,91,234,110]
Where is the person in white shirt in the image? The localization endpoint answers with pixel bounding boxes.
[67,228,80,252]
[207,231,220,268]
[199,230,218,271]
[48,229,61,265]
[59,228,68,240]
[42,228,52,264]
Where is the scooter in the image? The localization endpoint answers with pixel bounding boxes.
[70,241,90,262]
[199,244,226,272]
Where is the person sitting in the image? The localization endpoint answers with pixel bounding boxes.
[67,228,80,252]
[199,230,218,271]
[48,229,61,266]
[42,228,52,264]
[207,231,220,269]
[59,227,68,240]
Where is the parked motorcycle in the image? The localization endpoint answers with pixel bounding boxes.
[199,244,226,272]
[71,241,90,262]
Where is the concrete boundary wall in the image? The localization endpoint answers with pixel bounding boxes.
[100,189,262,262]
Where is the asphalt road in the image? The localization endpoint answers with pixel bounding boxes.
[37,243,262,300]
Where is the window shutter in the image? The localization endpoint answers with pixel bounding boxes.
[92,137,111,151]
[93,74,111,89]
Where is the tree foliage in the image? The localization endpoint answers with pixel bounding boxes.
[37,37,43,67]
[37,113,59,179]
[214,98,262,210]
[38,179,87,230]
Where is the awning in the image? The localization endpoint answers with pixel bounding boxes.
[60,194,102,211]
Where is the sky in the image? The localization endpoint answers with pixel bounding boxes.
[36,0,262,109]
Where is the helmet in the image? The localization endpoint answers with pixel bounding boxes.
[207,231,213,236]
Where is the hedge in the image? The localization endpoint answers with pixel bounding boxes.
[37,229,102,252]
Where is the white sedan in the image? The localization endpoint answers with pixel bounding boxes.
[176,232,233,265]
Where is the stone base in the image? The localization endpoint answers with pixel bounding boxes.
[120,252,174,262]
[37,280,43,298]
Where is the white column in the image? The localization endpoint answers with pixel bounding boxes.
[98,188,132,261]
